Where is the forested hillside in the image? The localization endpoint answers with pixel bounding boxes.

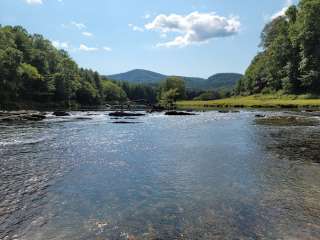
[109,69,242,91]
[109,69,167,84]
[186,73,242,91]
[0,25,158,108]
[235,0,320,95]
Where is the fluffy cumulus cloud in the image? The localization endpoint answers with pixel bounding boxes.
[271,0,293,20]
[79,44,98,52]
[25,0,43,5]
[145,11,240,48]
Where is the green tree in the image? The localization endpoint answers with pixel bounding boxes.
[0,47,23,102]
[237,0,320,95]
[296,0,320,93]
[0,25,159,108]
[102,80,127,102]
[76,81,99,105]
[159,77,186,100]
[18,63,44,100]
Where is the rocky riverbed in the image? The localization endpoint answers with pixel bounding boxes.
[0,111,46,122]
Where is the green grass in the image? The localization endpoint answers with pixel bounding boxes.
[177,94,320,109]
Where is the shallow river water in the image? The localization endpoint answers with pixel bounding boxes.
[1,111,320,240]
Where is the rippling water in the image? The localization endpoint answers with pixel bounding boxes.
[1,111,320,240]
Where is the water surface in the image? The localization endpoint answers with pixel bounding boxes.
[1,111,320,239]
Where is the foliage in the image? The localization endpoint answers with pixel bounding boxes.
[159,77,186,107]
[0,25,157,108]
[116,81,158,104]
[237,0,320,95]
[102,80,127,102]
[178,94,320,109]
[194,91,221,101]
[109,69,242,91]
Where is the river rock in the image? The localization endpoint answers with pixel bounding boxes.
[147,105,166,113]
[165,111,196,116]
[109,112,145,117]
[112,121,141,124]
[0,112,46,122]
[255,115,319,126]
[53,111,70,116]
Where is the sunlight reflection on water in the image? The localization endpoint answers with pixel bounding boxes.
[1,111,320,239]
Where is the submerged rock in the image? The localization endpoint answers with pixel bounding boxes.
[109,112,145,117]
[53,111,70,116]
[112,121,141,124]
[0,112,46,122]
[24,114,46,121]
[215,110,239,113]
[165,111,197,116]
[75,117,92,120]
[147,105,166,113]
[255,115,319,126]
[303,110,320,117]
[305,109,317,112]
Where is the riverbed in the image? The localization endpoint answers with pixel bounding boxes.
[1,111,320,239]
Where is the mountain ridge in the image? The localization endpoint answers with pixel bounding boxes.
[108,69,243,91]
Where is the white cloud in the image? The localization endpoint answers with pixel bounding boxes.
[52,40,69,50]
[144,14,151,19]
[103,46,112,52]
[271,0,292,20]
[82,31,93,37]
[71,21,86,30]
[25,0,43,5]
[145,11,240,48]
[128,23,144,32]
[79,44,98,52]
[160,33,167,38]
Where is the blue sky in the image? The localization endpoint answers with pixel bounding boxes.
[0,0,298,78]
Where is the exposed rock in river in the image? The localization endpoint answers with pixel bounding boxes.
[0,111,46,122]
[165,111,197,116]
[109,112,145,117]
[112,121,141,124]
[53,111,70,116]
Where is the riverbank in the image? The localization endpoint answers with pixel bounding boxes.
[177,94,320,109]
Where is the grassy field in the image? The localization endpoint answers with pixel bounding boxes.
[177,94,320,109]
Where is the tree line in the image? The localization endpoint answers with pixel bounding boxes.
[235,0,320,96]
[0,24,237,109]
[0,25,161,109]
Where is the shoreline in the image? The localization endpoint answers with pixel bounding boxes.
[177,95,320,110]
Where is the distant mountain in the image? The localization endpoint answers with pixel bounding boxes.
[108,69,242,91]
[206,73,244,90]
[108,69,166,84]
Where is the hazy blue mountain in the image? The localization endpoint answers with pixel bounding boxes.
[108,69,242,91]
[108,69,167,83]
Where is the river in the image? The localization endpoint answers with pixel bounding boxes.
[1,111,320,239]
